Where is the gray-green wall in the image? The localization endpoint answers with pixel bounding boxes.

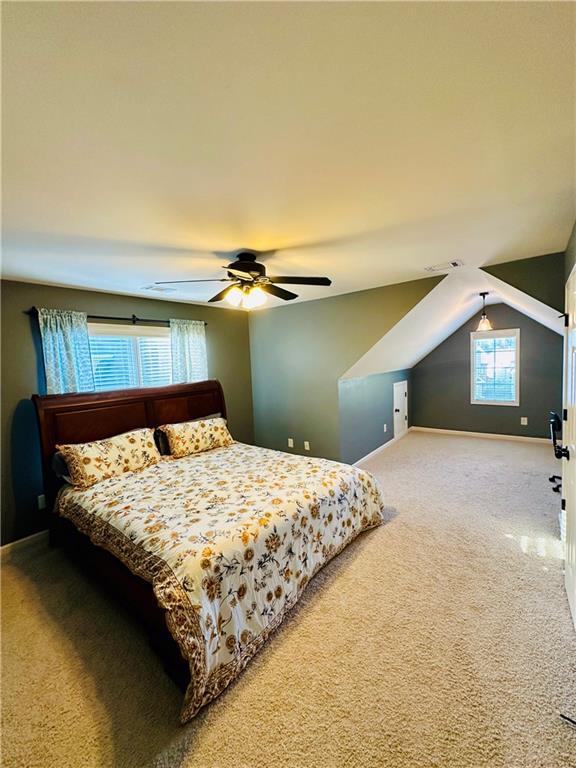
[1,280,253,545]
[249,277,441,461]
[483,251,565,312]
[411,303,562,438]
[339,370,410,464]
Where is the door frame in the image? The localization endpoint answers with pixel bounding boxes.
[564,269,576,629]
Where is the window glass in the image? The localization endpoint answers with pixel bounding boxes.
[88,324,172,391]
[471,329,519,406]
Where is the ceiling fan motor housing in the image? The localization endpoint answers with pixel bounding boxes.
[227,251,266,280]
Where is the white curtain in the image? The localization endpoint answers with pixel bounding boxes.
[170,319,208,384]
[37,308,95,394]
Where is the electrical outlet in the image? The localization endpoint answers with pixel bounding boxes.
[37,494,46,511]
[287,437,294,448]
[383,424,387,433]
[304,441,310,451]
[520,417,528,426]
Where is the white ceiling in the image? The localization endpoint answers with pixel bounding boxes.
[341,267,565,380]
[2,2,575,307]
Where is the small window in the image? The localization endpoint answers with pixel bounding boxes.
[471,328,519,406]
[88,323,172,392]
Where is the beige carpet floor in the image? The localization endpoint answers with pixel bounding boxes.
[2,432,575,768]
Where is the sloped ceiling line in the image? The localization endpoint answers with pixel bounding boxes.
[340,267,564,380]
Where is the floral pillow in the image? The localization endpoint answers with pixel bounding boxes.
[154,412,222,455]
[56,428,161,489]
[158,417,234,458]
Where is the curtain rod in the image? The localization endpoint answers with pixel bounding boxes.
[24,307,207,326]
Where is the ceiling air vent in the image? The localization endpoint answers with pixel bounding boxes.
[424,259,464,274]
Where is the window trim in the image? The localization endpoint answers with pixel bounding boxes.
[87,322,170,338]
[470,327,520,407]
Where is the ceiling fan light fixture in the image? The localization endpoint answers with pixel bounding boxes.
[156,250,331,304]
[476,292,493,331]
[242,285,267,310]
[225,285,244,307]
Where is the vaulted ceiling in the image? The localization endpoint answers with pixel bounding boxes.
[2,2,575,306]
[341,266,565,380]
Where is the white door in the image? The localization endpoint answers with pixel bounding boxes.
[564,270,576,629]
[393,380,408,438]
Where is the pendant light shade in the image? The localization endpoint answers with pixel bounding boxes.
[477,292,492,331]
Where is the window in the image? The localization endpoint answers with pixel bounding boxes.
[471,328,519,406]
[88,323,172,391]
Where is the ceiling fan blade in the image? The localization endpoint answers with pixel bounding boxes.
[208,285,237,303]
[225,267,254,281]
[155,278,231,285]
[267,276,332,286]
[260,283,298,301]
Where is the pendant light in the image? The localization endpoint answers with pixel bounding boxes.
[476,291,493,331]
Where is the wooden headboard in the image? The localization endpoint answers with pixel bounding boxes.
[33,380,226,506]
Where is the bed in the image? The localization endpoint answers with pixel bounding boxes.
[34,381,385,722]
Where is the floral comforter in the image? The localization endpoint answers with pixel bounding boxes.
[56,442,385,722]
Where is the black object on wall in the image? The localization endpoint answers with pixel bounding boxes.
[411,303,563,438]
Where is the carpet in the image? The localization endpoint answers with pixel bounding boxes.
[2,432,575,767]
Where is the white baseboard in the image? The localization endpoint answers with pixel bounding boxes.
[410,426,550,444]
[354,428,412,466]
[0,529,48,559]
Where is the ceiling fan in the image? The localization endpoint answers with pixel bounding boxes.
[155,250,332,308]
